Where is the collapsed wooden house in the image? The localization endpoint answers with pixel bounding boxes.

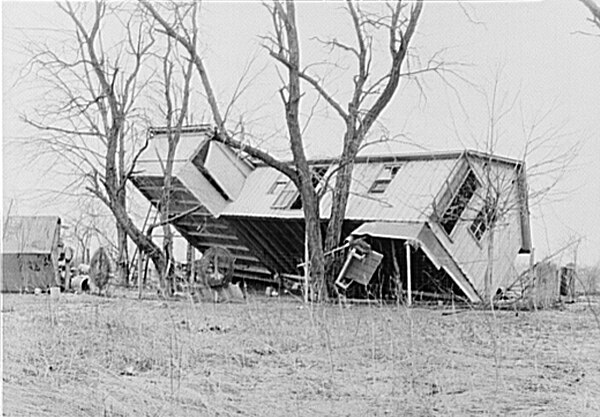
[2,216,62,292]
[132,126,532,303]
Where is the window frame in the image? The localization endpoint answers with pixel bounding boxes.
[469,201,497,242]
[368,164,402,194]
[439,169,480,237]
[270,179,300,209]
[268,177,289,195]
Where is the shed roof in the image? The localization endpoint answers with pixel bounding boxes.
[2,216,61,254]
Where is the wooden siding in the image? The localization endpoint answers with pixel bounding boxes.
[131,176,272,283]
[430,157,524,296]
[226,217,306,275]
[2,254,58,292]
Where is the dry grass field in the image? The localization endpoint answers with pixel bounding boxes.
[2,291,599,416]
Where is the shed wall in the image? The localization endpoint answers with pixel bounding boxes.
[2,253,57,292]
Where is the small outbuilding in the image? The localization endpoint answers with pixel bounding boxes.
[2,216,62,292]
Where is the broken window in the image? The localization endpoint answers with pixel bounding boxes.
[440,169,480,236]
[368,164,402,194]
[469,201,497,241]
[289,165,332,210]
[311,166,330,189]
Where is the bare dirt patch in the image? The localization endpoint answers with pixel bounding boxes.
[2,292,599,416]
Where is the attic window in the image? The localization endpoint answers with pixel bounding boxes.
[270,176,299,209]
[369,164,402,194]
[470,202,497,241]
[440,169,480,236]
[268,177,288,195]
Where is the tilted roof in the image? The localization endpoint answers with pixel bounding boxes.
[222,153,463,221]
[2,216,61,254]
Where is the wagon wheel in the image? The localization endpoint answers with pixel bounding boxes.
[89,247,111,294]
[198,246,235,288]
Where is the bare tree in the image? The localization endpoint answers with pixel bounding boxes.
[141,0,438,299]
[62,197,117,264]
[149,34,196,295]
[579,0,600,30]
[21,1,172,290]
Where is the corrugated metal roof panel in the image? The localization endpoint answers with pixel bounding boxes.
[3,216,61,254]
[222,157,457,221]
[341,158,457,221]
[222,168,306,219]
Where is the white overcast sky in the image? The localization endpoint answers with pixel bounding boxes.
[2,1,599,266]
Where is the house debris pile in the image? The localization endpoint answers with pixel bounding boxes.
[498,262,580,310]
[131,126,534,304]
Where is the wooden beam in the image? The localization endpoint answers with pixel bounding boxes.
[137,184,190,194]
[183,232,238,241]
[279,219,306,253]
[243,219,294,272]
[406,241,412,307]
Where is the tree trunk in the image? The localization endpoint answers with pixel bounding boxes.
[324,129,362,293]
[278,0,327,300]
[485,227,495,305]
[109,196,167,284]
[300,179,326,300]
[160,138,177,295]
[105,121,166,290]
[325,160,354,252]
[116,223,129,286]
[117,122,129,287]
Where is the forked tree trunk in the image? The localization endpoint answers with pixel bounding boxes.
[109,195,167,283]
[325,160,354,252]
[324,129,362,293]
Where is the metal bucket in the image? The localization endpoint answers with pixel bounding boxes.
[49,286,60,299]
[71,275,90,294]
